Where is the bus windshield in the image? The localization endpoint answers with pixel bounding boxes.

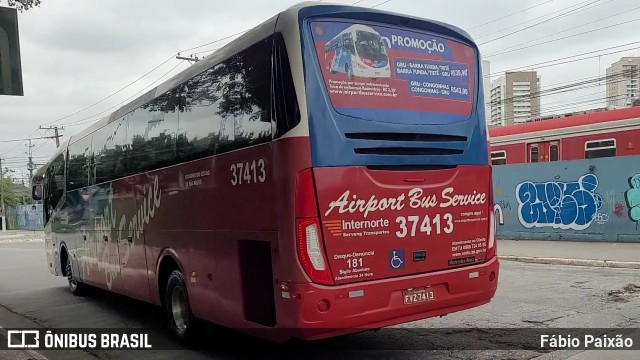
[310,20,477,125]
[355,30,387,63]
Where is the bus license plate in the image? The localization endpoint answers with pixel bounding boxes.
[403,287,435,305]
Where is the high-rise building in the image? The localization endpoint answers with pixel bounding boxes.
[606,57,640,109]
[489,71,541,126]
[482,60,491,121]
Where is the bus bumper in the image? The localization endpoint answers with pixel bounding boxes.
[281,256,499,341]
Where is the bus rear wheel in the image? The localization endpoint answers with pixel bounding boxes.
[165,270,197,344]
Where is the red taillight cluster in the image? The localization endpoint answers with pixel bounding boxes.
[295,169,334,285]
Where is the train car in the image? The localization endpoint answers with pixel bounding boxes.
[488,106,640,165]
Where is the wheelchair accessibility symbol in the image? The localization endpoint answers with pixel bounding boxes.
[389,249,405,270]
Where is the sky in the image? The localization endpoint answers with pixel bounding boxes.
[1,0,639,181]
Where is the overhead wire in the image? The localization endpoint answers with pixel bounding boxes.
[487,41,640,77]
[37,0,391,132]
[483,4,640,57]
[5,0,633,163]
[487,68,637,106]
[59,60,188,128]
[485,17,640,58]
[468,0,555,31]
[38,55,177,126]
[476,0,607,41]
[493,93,629,125]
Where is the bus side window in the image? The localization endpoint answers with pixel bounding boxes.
[67,135,93,192]
[45,153,65,222]
[176,37,272,161]
[272,33,300,138]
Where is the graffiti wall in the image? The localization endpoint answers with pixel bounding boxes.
[6,204,44,231]
[493,155,640,242]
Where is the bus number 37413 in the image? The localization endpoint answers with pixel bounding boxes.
[231,159,266,185]
[395,214,454,238]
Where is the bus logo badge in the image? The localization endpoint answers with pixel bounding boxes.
[389,249,405,270]
[323,220,343,237]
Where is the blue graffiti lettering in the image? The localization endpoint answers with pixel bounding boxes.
[515,174,602,230]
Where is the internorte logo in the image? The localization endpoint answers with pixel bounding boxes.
[323,218,390,237]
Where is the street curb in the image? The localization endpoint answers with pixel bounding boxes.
[499,256,640,269]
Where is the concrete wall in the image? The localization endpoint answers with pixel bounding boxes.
[493,155,640,242]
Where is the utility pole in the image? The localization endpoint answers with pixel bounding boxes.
[39,125,64,147]
[0,157,5,232]
[26,139,35,189]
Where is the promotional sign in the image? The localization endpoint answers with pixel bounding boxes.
[310,21,476,123]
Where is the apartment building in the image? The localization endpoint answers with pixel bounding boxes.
[606,57,640,109]
[489,71,541,126]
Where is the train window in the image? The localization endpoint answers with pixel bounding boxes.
[530,145,539,163]
[491,150,506,165]
[585,139,616,159]
[550,143,559,161]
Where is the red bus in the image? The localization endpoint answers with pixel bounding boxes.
[32,2,499,343]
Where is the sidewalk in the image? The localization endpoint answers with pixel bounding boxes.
[498,239,640,269]
[0,230,44,243]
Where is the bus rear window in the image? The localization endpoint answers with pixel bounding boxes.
[309,21,476,124]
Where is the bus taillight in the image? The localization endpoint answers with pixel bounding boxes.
[295,169,334,285]
[296,218,333,285]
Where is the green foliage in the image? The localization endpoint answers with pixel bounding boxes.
[3,0,41,12]
[0,169,20,208]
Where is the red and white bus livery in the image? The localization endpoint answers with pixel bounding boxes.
[33,2,499,343]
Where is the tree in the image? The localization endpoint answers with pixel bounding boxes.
[0,168,20,208]
[1,0,41,12]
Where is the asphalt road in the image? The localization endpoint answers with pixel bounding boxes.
[0,242,639,360]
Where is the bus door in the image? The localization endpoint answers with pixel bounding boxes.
[528,141,559,163]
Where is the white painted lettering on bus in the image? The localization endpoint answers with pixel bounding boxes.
[324,187,487,218]
[80,176,163,290]
[390,35,446,53]
[231,159,266,185]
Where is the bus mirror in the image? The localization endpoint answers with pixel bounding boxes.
[32,184,43,201]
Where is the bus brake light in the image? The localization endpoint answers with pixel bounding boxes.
[295,169,333,285]
[297,218,333,285]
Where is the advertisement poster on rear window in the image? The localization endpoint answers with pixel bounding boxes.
[310,21,476,123]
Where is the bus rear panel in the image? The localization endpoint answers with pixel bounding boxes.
[281,7,498,339]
